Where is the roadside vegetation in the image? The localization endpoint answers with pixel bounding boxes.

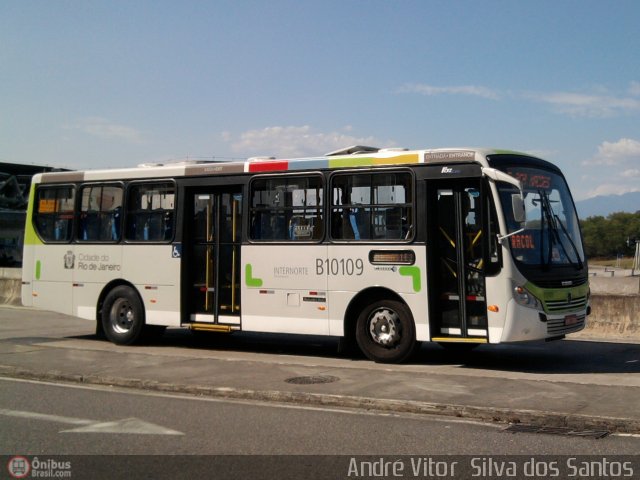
[588,257,635,269]
[580,211,640,261]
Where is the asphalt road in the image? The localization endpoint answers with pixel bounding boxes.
[2,377,640,457]
[1,306,640,432]
[2,304,640,479]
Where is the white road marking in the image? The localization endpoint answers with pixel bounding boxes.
[61,417,184,435]
[0,408,93,426]
[0,407,183,435]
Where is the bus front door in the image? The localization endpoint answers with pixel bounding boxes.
[187,189,242,326]
[428,181,488,343]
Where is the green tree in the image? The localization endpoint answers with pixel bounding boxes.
[581,215,608,257]
[580,211,640,257]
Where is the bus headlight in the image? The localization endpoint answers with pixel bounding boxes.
[513,285,542,310]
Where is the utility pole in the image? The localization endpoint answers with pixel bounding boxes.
[629,237,640,276]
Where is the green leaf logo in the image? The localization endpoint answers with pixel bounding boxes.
[245,264,263,287]
[399,266,421,292]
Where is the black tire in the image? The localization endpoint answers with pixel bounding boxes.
[355,300,417,363]
[101,286,146,345]
[94,318,106,339]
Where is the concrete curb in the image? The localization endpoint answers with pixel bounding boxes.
[1,365,637,435]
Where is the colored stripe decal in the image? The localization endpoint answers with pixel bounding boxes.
[373,154,419,165]
[328,157,376,168]
[287,159,328,170]
[246,154,420,172]
[328,154,419,169]
[248,161,289,172]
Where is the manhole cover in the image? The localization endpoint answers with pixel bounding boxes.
[285,375,339,385]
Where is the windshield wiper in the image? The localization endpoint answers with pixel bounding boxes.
[534,191,552,269]
[539,190,582,270]
[553,211,584,270]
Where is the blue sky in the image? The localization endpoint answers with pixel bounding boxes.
[1,0,639,200]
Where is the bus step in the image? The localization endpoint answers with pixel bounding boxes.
[189,323,236,333]
[431,337,487,343]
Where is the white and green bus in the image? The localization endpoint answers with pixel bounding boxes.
[21,146,590,363]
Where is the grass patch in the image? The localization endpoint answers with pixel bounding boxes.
[589,257,635,269]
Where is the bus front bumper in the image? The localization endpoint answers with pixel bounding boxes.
[500,299,588,343]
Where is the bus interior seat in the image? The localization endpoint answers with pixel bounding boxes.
[80,212,99,241]
[353,208,367,239]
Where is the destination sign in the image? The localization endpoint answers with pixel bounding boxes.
[507,170,553,189]
[510,233,536,249]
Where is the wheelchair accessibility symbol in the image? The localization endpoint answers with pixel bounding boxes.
[171,244,182,258]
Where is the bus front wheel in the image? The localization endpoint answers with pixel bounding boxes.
[355,300,417,363]
[102,286,146,345]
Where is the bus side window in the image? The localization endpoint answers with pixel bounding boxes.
[162,211,173,241]
[125,182,175,243]
[77,185,122,242]
[33,186,75,243]
[330,172,413,242]
[249,175,323,242]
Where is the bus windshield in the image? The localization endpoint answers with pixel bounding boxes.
[495,165,585,269]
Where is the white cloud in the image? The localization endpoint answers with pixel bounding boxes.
[586,183,640,197]
[223,125,387,158]
[66,117,143,143]
[525,91,640,118]
[583,138,640,166]
[397,83,500,100]
[399,81,640,117]
[578,138,640,199]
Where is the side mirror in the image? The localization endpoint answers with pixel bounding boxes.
[512,194,526,224]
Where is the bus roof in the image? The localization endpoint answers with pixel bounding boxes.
[35,147,536,184]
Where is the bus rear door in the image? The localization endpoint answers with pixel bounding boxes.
[185,188,243,328]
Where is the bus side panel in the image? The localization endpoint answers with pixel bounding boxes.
[31,244,74,315]
[121,245,181,326]
[326,245,430,341]
[241,245,329,335]
[485,275,508,343]
[73,244,122,320]
[501,299,548,341]
[21,243,34,307]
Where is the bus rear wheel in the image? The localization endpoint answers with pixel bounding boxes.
[356,300,417,363]
[102,286,146,345]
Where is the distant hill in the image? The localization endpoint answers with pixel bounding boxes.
[576,191,640,218]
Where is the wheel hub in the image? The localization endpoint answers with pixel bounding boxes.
[368,308,401,347]
[111,298,134,334]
